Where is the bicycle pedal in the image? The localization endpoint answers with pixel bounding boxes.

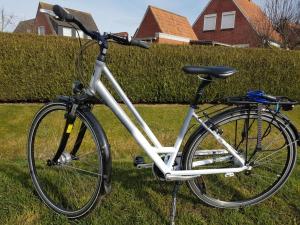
[137,163,153,169]
[225,172,235,178]
[133,156,145,167]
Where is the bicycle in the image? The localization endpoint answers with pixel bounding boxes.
[27,5,299,224]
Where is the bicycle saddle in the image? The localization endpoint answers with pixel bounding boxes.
[182,66,237,79]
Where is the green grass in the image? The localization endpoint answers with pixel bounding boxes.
[0,104,299,225]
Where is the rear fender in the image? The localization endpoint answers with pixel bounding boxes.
[278,113,300,147]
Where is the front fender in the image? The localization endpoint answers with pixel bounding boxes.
[79,107,112,194]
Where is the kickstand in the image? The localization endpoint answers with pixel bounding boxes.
[170,181,181,225]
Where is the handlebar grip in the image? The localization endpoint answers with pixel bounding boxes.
[53,5,74,22]
[110,34,129,45]
[130,39,150,49]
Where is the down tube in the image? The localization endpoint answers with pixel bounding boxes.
[102,64,162,149]
[94,80,170,174]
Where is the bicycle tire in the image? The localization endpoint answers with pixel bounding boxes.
[28,102,107,218]
[182,106,297,208]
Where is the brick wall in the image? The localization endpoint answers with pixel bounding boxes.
[193,0,260,47]
[34,5,56,35]
[135,9,161,39]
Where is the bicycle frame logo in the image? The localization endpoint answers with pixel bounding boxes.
[88,60,250,180]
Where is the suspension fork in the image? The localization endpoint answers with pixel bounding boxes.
[51,104,78,163]
[70,122,88,157]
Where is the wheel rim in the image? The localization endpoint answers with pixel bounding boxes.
[29,105,103,215]
[186,111,295,207]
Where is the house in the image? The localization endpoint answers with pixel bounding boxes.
[134,6,197,45]
[193,0,281,47]
[14,2,98,39]
[14,19,35,33]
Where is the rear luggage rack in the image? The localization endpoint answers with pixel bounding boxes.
[225,91,298,111]
[226,96,298,106]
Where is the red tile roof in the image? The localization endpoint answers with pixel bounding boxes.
[233,0,282,42]
[138,6,197,40]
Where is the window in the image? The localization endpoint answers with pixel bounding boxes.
[203,14,217,31]
[63,27,73,37]
[26,29,32,33]
[75,30,84,39]
[221,11,236,29]
[38,26,45,35]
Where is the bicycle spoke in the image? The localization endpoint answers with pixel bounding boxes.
[77,150,96,159]
[252,152,286,166]
[185,109,295,207]
[253,140,296,164]
[28,104,103,216]
[64,165,101,177]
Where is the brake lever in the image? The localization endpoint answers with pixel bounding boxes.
[108,33,130,45]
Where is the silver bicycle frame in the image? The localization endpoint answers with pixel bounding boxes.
[89,60,249,180]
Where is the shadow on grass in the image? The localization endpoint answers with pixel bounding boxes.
[3,160,298,225]
[0,161,33,191]
[0,161,202,210]
[110,162,175,224]
[0,161,82,211]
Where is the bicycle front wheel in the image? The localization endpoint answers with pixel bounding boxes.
[28,102,104,218]
[183,106,297,208]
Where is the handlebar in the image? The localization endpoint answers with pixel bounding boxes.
[130,39,151,49]
[52,5,101,40]
[109,33,150,49]
[53,5,74,22]
[50,5,150,49]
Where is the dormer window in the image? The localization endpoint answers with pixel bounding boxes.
[221,11,236,29]
[203,14,217,31]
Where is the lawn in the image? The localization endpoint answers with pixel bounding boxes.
[0,104,299,225]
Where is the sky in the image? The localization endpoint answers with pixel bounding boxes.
[0,0,265,35]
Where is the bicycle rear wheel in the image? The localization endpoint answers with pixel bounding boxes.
[182,106,297,208]
[28,102,104,218]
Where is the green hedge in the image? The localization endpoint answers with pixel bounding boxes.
[0,32,300,103]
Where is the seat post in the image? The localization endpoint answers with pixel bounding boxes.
[191,76,212,108]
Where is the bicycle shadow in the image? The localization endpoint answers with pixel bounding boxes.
[109,161,173,224]
[0,160,41,215]
[2,159,289,225]
[0,161,72,208]
[0,161,33,191]
[109,161,254,210]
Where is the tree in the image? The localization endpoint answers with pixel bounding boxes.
[0,8,15,32]
[251,12,277,48]
[264,0,300,49]
[297,2,300,22]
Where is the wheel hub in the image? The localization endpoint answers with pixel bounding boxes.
[57,152,73,165]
